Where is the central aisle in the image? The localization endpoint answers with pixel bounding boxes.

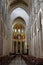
[9,55,27,65]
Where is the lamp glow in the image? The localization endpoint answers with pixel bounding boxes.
[18,29,20,33]
[15,29,17,32]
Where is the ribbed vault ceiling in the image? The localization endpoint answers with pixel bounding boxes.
[10,7,29,25]
[6,0,31,31]
[7,0,32,14]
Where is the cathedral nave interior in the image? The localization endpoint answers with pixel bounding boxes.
[0,0,43,65]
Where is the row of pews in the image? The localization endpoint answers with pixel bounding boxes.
[21,55,43,65]
[0,55,16,65]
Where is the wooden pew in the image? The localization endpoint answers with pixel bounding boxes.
[21,55,43,65]
[35,58,43,65]
[0,55,16,65]
[0,56,2,65]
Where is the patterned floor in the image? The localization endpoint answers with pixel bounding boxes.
[9,56,27,65]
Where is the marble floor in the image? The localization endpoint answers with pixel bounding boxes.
[9,56,27,65]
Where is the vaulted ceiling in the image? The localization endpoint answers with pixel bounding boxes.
[7,0,32,14]
[6,0,32,33]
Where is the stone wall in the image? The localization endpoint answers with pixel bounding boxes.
[30,0,43,58]
[0,0,3,55]
[0,0,11,56]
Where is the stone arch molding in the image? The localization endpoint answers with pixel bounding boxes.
[10,8,29,45]
[9,4,29,15]
[8,0,29,14]
[12,17,26,28]
[9,7,29,52]
[10,7,29,26]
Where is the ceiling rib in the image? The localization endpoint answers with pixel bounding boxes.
[10,0,28,8]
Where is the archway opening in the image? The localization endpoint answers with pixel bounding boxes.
[10,7,29,24]
[10,7,29,55]
[12,18,27,54]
